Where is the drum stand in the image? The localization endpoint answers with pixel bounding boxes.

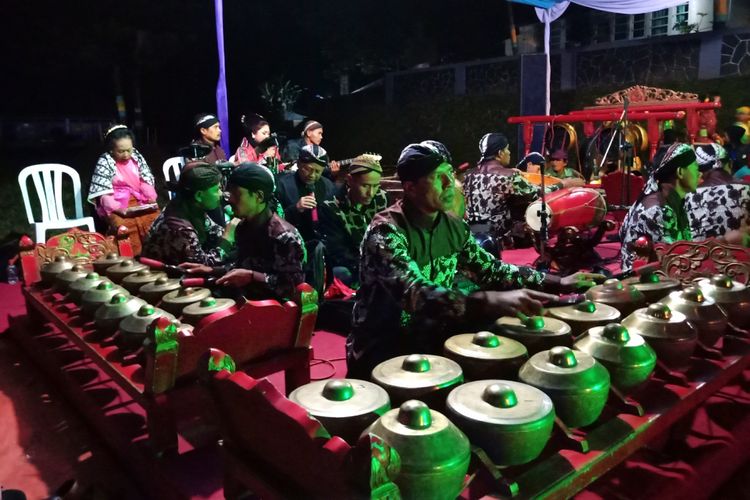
[532,219,616,275]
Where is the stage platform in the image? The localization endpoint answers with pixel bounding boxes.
[1,237,748,499]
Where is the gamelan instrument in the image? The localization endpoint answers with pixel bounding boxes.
[621,303,697,371]
[443,331,528,381]
[574,323,656,391]
[364,400,470,500]
[546,300,621,338]
[370,354,464,410]
[289,378,390,445]
[446,380,555,466]
[520,172,564,191]
[519,346,610,428]
[525,187,607,234]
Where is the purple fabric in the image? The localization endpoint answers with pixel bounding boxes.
[214,0,230,155]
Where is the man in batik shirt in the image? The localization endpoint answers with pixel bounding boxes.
[463,133,539,250]
[620,144,700,271]
[346,141,603,378]
[319,153,388,287]
[686,143,750,244]
[183,163,306,300]
[142,163,233,265]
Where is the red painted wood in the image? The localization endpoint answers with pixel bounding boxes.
[207,369,398,499]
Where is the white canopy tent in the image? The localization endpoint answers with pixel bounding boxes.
[510,0,690,113]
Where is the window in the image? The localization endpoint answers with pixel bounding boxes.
[675,4,689,25]
[614,14,630,41]
[632,14,646,38]
[613,13,647,41]
[592,12,613,43]
[550,19,566,49]
[651,8,669,36]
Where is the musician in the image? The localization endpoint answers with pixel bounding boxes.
[734,106,750,143]
[191,113,226,164]
[725,125,750,178]
[346,140,603,378]
[277,144,337,243]
[88,125,159,254]
[183,163,306,300]
[234,113,283,172]
[464,133,538,249]
[516,152,545,175]
[142,163,233,265]
[319,154,388,287]
[687,143,750,243]
[695,143,733,186]
[619,143,700,271]
[546,149,584,187]
[282,120,340,175]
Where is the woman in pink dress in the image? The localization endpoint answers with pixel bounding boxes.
[88,125,159,254]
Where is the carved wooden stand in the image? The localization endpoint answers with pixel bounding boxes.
[11,228,322,498]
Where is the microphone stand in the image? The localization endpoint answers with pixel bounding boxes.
[536,120,552,271]
[600,98,630,207]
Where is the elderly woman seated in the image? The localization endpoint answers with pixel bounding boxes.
[87,125,159,254]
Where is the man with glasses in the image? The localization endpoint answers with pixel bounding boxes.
[277,144,337,291]
[346,141,603,378]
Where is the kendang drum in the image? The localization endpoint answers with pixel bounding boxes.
[525,187,606,234]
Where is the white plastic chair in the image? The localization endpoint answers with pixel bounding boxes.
[18,163,96,243]
[162,156,185,200]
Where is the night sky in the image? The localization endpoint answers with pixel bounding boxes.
[6,0,537,139]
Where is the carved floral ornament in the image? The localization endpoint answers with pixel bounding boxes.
[21,227,130,269]
[594,85,699,106]
[654,239,750,285]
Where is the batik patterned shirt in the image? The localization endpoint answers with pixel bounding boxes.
[685,183,750,240]
[319,189,388,275]
[228,213,306,300]
[142,208,228,266]
[346,199,551,377]
[619,190,692,271]
[464,169,538,239]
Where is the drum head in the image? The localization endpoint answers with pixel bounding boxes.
[525,201,552,232]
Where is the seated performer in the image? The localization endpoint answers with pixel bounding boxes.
[695,143,733,186]
[346,141,603,378]
[88,125,159,255]
[142,163,233,265]
[234,113,283,173]
[725,125,750,178]
[687,143,750,243]
[546,149,584,187]
[183,163,306,300]
[619,144,701,271]
[516,152,545,175]
[277,144,337,243]
[191,113,226,164]
[319,153,388,287]
[282,120,340,175]
[734,106,750,143]
[463,133,538,248]
[277,144,337,291]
